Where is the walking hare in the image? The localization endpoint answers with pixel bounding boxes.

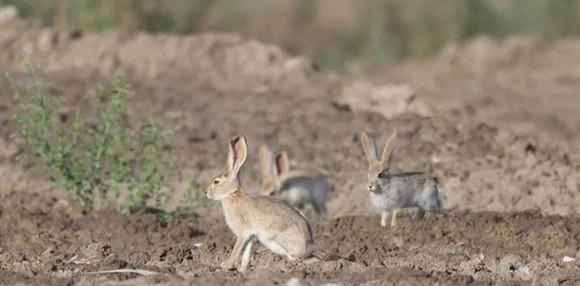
[206,135,313,272]
[259,145,329,218]
[360,131,445,227]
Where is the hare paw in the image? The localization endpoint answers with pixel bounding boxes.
[220,260,235,270]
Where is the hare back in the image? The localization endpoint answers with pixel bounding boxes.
[414,183,442,212]
[371,172,438,210]
[279,172,329,204]
[223,193,312,241]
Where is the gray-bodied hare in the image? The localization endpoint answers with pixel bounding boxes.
[259,145,329,218]
[360,131,445,227]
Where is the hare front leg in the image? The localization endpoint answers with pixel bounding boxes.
[239,239,254,272]
[380,210,388,227]
[390,209,399,227]
[221,236,248,269]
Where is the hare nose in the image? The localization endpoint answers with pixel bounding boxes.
[367,185,373,190]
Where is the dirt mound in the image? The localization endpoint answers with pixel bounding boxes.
[435,35,580,77]
[333,81,432,119]
[0,6,314,91]
[373,35,580,148]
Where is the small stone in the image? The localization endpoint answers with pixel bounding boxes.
[563,256,575,263]
[286,277,306,286]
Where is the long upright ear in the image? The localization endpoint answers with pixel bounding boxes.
[227,135,248,175]
[259,144,274,178]
[360,132,378,164]
[381,131,397,168]
[274,151,290,177]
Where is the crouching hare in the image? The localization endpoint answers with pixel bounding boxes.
[206,135,313,272]
[360,131,446,227]
[259,145,330,218]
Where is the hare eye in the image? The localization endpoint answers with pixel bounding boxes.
[378,172,386,179]
[213,179,220,184]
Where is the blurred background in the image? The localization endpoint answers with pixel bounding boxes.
[2,0,580,70]
[1,2,580,284]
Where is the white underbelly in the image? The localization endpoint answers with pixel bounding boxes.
[256,234,288,256]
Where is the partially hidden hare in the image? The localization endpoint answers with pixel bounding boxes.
[259,145,330,218]
[206,135,313,272]
[360,131,445,227]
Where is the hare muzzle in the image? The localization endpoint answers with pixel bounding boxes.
[367,174,381,193]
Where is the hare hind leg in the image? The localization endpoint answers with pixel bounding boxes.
[312,199,327,218]
[413,208,426,222]
[421,194,449,218]
[266,236,308,261]
[422,197,444,214]
[268,240,296,261]
[258,236,291,257]
[390,209,399,227]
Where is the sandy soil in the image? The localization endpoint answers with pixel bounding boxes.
[1,8,579,285]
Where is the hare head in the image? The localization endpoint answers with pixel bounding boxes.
[360,131,397,193]
[259,145,289,196]
[207,135,248,200]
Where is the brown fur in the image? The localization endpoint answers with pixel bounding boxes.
[207,135,313,272]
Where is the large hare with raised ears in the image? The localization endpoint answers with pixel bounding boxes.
[206,135,313,272]
[360,131,445,227]
[259,145,329,218]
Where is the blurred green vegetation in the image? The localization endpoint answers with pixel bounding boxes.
[2,0,580,69]
[12,69,177,214]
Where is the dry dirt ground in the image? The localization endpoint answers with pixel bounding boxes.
[1,8,580,285]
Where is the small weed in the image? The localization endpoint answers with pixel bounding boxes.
[11,68,175,213]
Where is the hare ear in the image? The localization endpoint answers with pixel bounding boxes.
[361,132,378,164]
[259,144,274,178]
[381,131,397,168]
[228,135,248,175]
[274,151,290,177]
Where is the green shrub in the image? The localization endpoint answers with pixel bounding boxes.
[11,69,175,213]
